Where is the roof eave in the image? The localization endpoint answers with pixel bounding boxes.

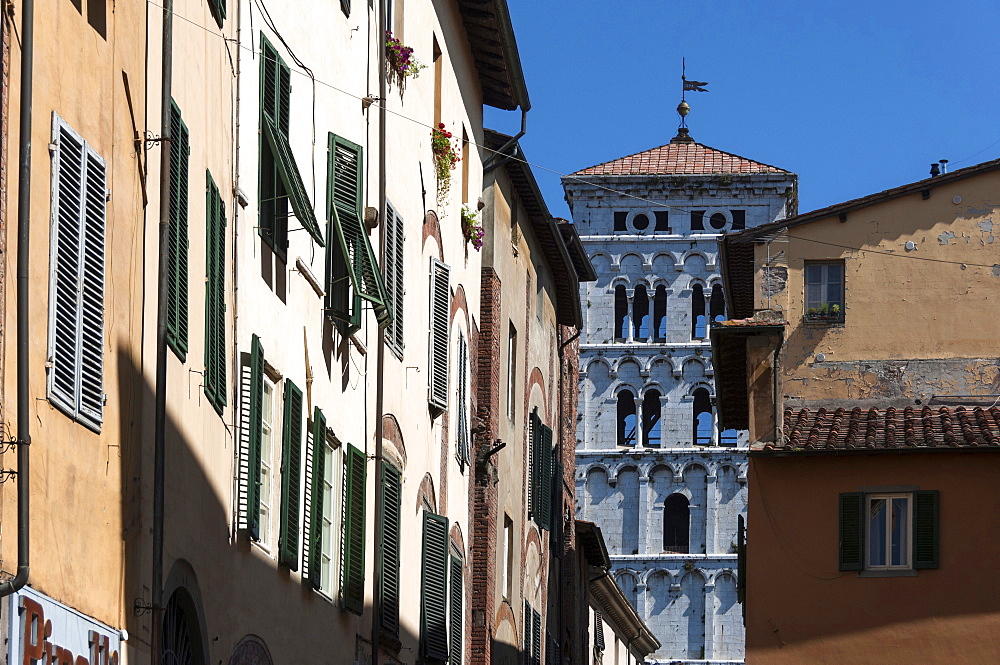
[457,0,530,111]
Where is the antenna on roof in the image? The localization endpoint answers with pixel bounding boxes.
[675,57,707,144]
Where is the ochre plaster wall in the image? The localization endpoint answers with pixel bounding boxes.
[752,170,1000,401]
[746,452,1000,664]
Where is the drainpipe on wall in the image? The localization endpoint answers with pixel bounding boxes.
[0,0,35,600]
[151,1,173,663]
[370,0,388,662]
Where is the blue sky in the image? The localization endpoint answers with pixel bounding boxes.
[484,0,1000,218]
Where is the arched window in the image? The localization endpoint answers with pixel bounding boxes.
[642,390,661,447]
[614,285,628,341]
[653,285,667,341]
[633,284,649,341]
[720,429,739,446]
[664,494,690,553]
[617,390,637,446]
[710,284,726,322]
[692,284,706,339]
[693,388,713,446]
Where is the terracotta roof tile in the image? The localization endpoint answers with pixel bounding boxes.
[755,406,1000,453]
[571,141,789,177]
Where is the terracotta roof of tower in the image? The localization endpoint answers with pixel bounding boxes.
[753,405,1000,454]
[571,140,789,177]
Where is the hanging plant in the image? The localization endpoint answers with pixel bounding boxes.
[431,123,461,206]
[461,204,485,251]
[385,31,425,91]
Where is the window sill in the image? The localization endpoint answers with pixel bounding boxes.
[858,569,918,578]
[802,316,845,327]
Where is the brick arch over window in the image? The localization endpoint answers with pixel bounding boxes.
[450,282,470,334]
[449,522,466,560]
[493,601,518,633]
[526,367,547,421]
[422,210,445,261]
[381,413,407,469]
[417,472,437,514]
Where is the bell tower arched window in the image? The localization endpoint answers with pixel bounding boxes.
[664,493,690,553]
[642,390,661,447]
[617,390,637,446]
[692,284,706,339]
[693,388,713,446]
[614,285,628,341]
[633,284,649,341]
[653,285,667,341]
[710,284,726,322]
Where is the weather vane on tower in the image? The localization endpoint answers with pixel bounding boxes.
[675,58,708,143]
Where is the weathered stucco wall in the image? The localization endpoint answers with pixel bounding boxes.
[747,452,1000,665]
[752,169,1000,402]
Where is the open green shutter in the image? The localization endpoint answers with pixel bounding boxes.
[167,101,190,360]
[328,133,389,324]
[913,490,939,569]
[204,171,227,413]
[428,260,450,410]
[838,492,864,571]
[261,117,324,246]
[341,443,367,614]
[379,464,402,636]
[531,609,541,665]
[421,511,449,661]
[278,379,303,570]
[538,424,553,530]
[307,407,327,589]
[208,0,226,28]
[528,411,539,520]
[523,601,531,663]
[340,0,350,17]
[247,335,265,539]
[449,554,463,665]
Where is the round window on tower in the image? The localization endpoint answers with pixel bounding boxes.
[632,213,650,231]
[710,212,727,230]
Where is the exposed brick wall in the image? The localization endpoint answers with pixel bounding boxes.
[470,268,502,665]
[558,326,584,665]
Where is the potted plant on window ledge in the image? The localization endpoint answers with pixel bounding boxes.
[805,302,842,322]
[431,123,460,208]
[385,31,425,92]
[461,204,484,251]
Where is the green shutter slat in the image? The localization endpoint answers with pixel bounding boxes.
[384,202,404,352]
[531,609,541,665]
[307,407,327,589]
[421,511,450,661]
[278,379,303,570]
[204,172,227,413]
[328,133,390,323]
[261,116,324,246]
[523,601,531,662]
[247,335,265,539]
[538,424,553,530]
[528,412,539,520]
[449,554,463,665]
[166,101,190,361]
[342,443,367,614]
[260,36,278,126]
[838,492,864,571]
[913,490,939,569]
[208,0,226,28]
[379,464,402,636]
[428,260,450,410]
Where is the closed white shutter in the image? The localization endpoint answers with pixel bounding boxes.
[47,114,105,431]
[428,259,450,410]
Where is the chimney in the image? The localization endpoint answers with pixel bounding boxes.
[929,163,941,177]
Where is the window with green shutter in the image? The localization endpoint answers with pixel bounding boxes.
[326,133,389,328]
[428,259,451,411]
[306,407,327,590]
[258,34,323,260]
[208,0,226,28]
[523,602,541,665]
[839,490,939,573]
[278,379,303,570]
[47,113,107,432]
[528,410,553,530]
[449,553,463,665]
[378,463,402,637]
[912,490,939,569]
[243,335,265,539]
[384,201,405,354]
[167,100,190,361]
[204,172,227,413]
[421,511,449,661]
[341,443,367,614]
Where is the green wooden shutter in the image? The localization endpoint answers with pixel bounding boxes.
[531,609,541,665]
[594,612,605,651]
[528,411,539,520]
[428,260,451,410]
[384,201,405,353]
[278,379,304,569]
[328,133,389,324]
[167,100,190,361]
[449,554,463,665]
[421,511,450,661]
[523,601,531,665]
[258,35,288,255]
[340,0,350,17]
[208,0,226,28]
[261,116,324,246]
[838,492,863,571]
[307,407,327,589]
[247,335,265,539]
[204,171,227,413]
[379,464,402,636]
[913,490,939,569]
[456,333,469,467]
[341,443,367,614]
[538,424,553,530]
[551,458,563,539]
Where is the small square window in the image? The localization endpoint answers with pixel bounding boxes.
[804,261,844,322]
